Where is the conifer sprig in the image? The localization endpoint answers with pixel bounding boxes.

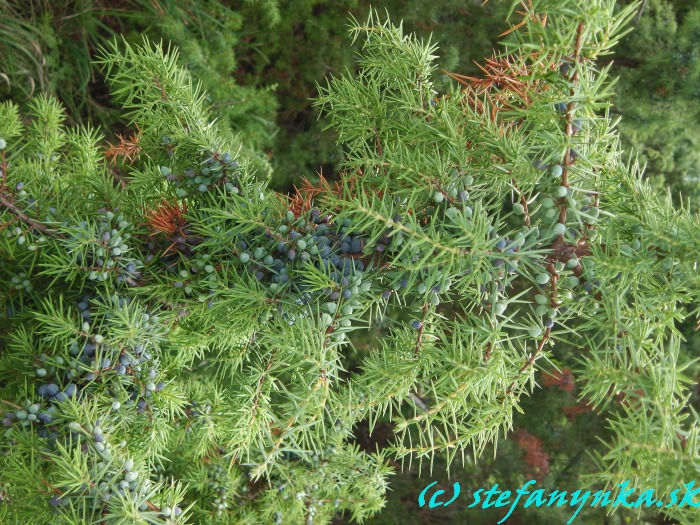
[1,1,699,524]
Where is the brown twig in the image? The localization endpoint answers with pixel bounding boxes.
[414,303,430,356]
[0,193,51,236]
[1,399,22,410]
[555,21,585,246]
[154,76,169,101]
[511,177,531,227]
[505,21,587,398]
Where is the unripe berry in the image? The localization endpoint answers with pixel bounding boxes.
[536,273,551,285]
[565,276,580,288]
[528,327,543,338]
[513,203,525,215]
[553,223,566,236]
[534,304,548,316]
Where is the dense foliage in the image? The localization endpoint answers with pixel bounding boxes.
[3,0,698,199]
[1,1,699,524]
[610,0,700,203]
[0,0,279,178]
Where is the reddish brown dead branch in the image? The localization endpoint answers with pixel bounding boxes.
[104,126,142,165]
[563,402,594,422]
[513,429,550,481]
[143,198,190,255]
[285,168,382,219]
[443,1,553,129]
[445,50,554,130]
[542,367,575,392]
[144,198,188,237]
[285,172,340,218]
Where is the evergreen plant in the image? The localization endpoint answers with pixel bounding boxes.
[1,1,699,524]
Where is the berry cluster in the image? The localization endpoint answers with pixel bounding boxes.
[164,204,375,339]
[432,169,473,206]
[49,422,182,520]
[2,399,57,443]
[163,150,241,197]
[1,289,175,515]
[247,210,374,334]
[66,211,142,286]
[5,292,165,439]
[8,270,33,292]
[204,463,232,516]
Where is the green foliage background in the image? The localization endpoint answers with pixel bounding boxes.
[2,0,698,200]
[1,1,698,524]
